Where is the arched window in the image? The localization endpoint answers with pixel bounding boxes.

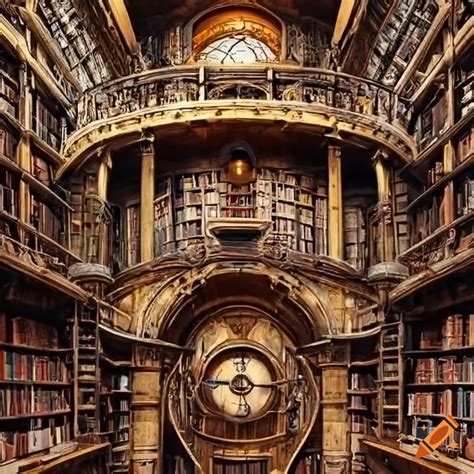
[196,35,277,64]
[192,8,281,64]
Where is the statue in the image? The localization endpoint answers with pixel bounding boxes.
[286,375,307,435]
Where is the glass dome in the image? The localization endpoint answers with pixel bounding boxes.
[195,34,277,64]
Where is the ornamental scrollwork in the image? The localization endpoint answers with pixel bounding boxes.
[259,235,290,262]
[182,239,208,265]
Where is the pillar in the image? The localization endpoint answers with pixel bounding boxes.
[328,145,343,259]
[132,345,162,474]
[140,135,155,262]
[372,150,394,263]
[443,142,455,226]
[319,345,350,473]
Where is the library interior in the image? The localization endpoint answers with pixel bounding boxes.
[0,0,473,473]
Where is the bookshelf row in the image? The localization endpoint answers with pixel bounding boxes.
[128,169,329,265]
[403,310,474,462]
[0,416,71,464]
[407,390,474,420]
[409,356,474,384]
[0,308,133,470]
[0,388,70,419]
[100,369,131,473]
[408,313,474,351]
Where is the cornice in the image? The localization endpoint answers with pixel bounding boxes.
[58,100,415,179]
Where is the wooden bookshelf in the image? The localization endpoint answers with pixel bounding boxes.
[32,93,63,152]
[0,50,19,120]
[99,364,131,473]
[144,169,328,261]
[348,336,379,472]
[343,202,367,269]
[0,311,72,466]
[403,312,474,461]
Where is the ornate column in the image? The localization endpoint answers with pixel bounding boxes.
[132,345,162,474]
[140,134,155,262]
[372,150,394,263]
[318,344,350,473]
[328,145,343,259]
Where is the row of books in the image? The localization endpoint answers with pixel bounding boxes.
[0,352,68,382]
[456,178,474,217]
[407,390,474,418]
[410,194,444,244]
[456,127,473,164]
[0,419,70,463]
[30,194,63,241]
[0,388,69,417]
[0,315,60,348]
[214,460,268,474]
[419,314,474,349]
[105,414,129,432]
[350,373,376,391]
[0,125,17,160]
[413,357,474,383]
[426,161,444,187]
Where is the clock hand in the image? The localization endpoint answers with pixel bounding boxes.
[202,379,231,389]
[236,394,251,417]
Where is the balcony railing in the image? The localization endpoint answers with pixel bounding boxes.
[0,214,80,276]
[398,212,474,275]
[75,65,411,131]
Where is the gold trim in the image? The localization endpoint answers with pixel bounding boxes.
[192,8,281,60]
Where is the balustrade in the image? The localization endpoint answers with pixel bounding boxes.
[0,215,79,275]
[75,65,411,131]
[398,212,474,275]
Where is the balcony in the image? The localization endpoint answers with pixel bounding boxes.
[398,211,474,275]
[62,65,416,171]
[0,212,80,277]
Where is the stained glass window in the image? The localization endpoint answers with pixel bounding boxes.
[196,34,277,64]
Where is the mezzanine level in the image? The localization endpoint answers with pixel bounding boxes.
[60,64,417,176]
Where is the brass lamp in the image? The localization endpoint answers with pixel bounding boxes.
[226,146,255,184]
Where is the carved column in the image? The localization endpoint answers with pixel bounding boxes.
[443,142,455,225]
[328,145,343,259]
[140,135,155,262]
[318,345,350,473]
[372,150,394,263]
[132,345,162,474]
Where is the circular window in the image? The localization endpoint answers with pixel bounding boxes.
[200,348,277,420]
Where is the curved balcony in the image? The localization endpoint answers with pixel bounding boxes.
[61,65,416,173]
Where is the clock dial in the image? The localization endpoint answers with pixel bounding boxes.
[201,349,275,420]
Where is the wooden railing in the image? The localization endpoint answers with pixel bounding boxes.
[0,215,80,276]
[75,64,411,131]
[398,212,474,275]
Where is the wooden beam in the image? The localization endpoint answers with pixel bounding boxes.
[106,0,138,54]
[394,5,450,95]
[328,145,343,260]
[332,0,356,46]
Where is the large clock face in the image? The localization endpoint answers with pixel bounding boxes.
[201,349,276,420]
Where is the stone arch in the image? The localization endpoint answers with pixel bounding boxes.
[138,261,338,347]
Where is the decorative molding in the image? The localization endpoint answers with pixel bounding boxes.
[68,262,114,284]
[367,261,409,284]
